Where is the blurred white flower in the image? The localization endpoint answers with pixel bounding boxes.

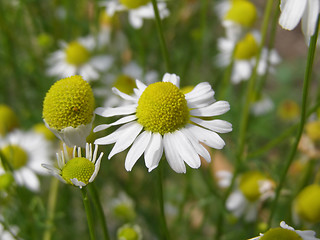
[0,130,52,192]
[101,0,169,29]
[279,0,320,38]
[251,95,274,116]
[46,36,113,81]
[216,31,281,84]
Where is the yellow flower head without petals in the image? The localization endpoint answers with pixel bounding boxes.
[224,0,257,27]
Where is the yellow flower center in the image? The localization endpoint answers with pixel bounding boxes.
[234,33,258,60]
[295,184,320,223]
[260,228,302,240]
[113,204,136,222]
[120,0,150,9]
[113,75,136,95]
[224,0,257,27]
[61,157,95,186]
[305,121,320,142]
[118,226,139,240]
[1,145,28,169]
[136,82,189,135]
[239,171,267,202]
[42,75,95,131]
[277,100,300,121]
[0,104,19,136]
[0,173,14,190]
[65,41,90,66]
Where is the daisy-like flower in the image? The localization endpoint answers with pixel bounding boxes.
[0,104,19,136]
[101,0,169,29]
[293,184,320,224]
[277,99,300,121]
[216,31,281,84]
[248,221,320,240]
[279,0,320,38]
[46,35,113,81]
[110,192,136,222]
[216,0,258,41]
[226,171,274,222]
[42,143,103,188]
[117,224,142,240]
[0,130,52,192]
[94,73,232,173]
[43,75,95,148]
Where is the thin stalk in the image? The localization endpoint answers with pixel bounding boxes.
[151,0,171,72]
[81,187,96,240]
[88,184,110,240]
[215,1,275,238]
[267,17,319,227]
[156,162,171,240]
[43,178,59,240]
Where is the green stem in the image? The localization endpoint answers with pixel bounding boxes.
[151,0,171,72]
[81,187,96,240]
[215,1,275,239]
[156,162,171,240]
[88,184,110,240]
[43,178,59,240]
[267,16,319,227]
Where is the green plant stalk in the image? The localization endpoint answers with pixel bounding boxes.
[247,102,320,159]
[215,0,275,239]
[81,187,96,240]
[88,183,110,240]
[151,0,171,72]
[43,178,59,240]
[267,17,319,227]
[156,162,171,240]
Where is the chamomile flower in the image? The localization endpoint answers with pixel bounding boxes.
[0,130,52,192]
[46,36,113,81]
[0,104,19,136]
[101,0,169,29]
[94,73,232,173]
[110,192,136,222]
[279,0,320,38]
[293,184,320,224]
[216,31,281,84]
[42,75,95,148]
[277,99,300,121]
[117,224,142,240]
[216,0,258,41]
[249,221,320,240]
[226,171,274,222]
[42,143,103,188]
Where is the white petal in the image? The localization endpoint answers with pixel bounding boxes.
[15,169,40,192]
[144,133,163,171]
[71,178,86,188]
[125,131,152,171]
[180,128,211,162]
[93,115,137,132]
[129,13,144,29]
[90,55,113,71]
[108,123,143,159]
[190,118,232,133]
[112,87,137,101]
[301,0,320,37]
[190,101,230,117]
[94,122,137,145]
[172,131,201,169]
[185,82,213,100]
[279,0,307,30]
[136,79,147,92]
[94,105,137,117]
[163,133,186,173]
[89,152,103,182]
[187,125,225,149]
[162,73,180,87]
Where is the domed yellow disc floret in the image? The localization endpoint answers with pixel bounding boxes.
[65,41,90,66]
[61,157,95,185]
[277,100,300,121]
[136,82,189,135]
[0,104,19,136]
[224,0,257,27]
[118,226,139,240]
[42,75,95,131]
[239,171,267,202]
[113,75,136,95]
[260,228,302,240]
[1,145,28,169]
[295,184,320,223]
[305,121,320,142]
[120,0,150,9]
[234,33,258,60]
